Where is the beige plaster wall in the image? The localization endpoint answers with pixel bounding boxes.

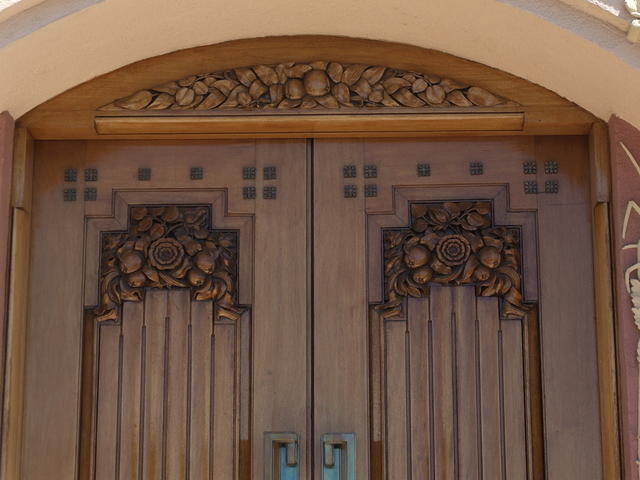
[0,0,639,128]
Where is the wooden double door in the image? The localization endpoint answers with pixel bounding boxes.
[22,136,598,479]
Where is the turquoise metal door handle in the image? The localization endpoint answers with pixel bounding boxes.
[322,433,356,480]
[265,432,299,480]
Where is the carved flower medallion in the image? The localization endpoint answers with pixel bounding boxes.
[148,238,185,270]
[436,234,471,266]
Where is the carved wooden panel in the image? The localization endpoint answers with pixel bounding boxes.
[369,190,539,480]
[100,62,514,112]
[379,201,528,319]
[83,196,251,480]
[93,204,242,323]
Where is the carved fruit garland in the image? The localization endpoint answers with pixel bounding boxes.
[100,62,512,111]
[379,201,528,319]
[94,205,242,323]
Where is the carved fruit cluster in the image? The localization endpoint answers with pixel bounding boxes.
[380,201,528,319]
[94,205,241,323]
[99,62,510,111]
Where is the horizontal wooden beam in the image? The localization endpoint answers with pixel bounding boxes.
[95,113,525,136]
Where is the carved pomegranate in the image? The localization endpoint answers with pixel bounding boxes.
[187,268,207,287]
[404,245,430,268]
[119,251,144,274]
[285,79,305,100]
[412,266,433,285]
[473,265,493,282]
[303,70,331,97]
[195,249,219,274]
[478,246,501,269]
[126,271,147,288]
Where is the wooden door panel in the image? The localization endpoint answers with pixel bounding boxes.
[313,140,371,478]
[331,136,599,479]
[23,142,87,480]
[252,140,310,479]
[24,140,309,480]
[91,290,245,480]
[22,135,600,480]
[378,291,530,480]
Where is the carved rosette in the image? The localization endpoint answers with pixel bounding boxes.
[99,62,513,112]
[94,205,242,323]
[379,201,528,319]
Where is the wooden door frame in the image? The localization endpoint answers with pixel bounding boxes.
[1,35,621,480]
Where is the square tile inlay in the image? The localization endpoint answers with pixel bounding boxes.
[545,180,559,193]
[344,184,357,198]
[524,181,538,194]
[64,168,77,182]
[138,168,151,181]
[243,166,256,180]
[523,161,537,175]
[469,162,483,175]
[263,186,277,199]
[364,184,378,197]
[343,165,357,178]
[190,167,204,180]
[84,187,97,201]
[243,186,256,199]
[84,168,98,182]
[544,161,559,174]
[263,166,277,180]
[63,188,76,201]
[417,163,431,177]
[364,165,378,178]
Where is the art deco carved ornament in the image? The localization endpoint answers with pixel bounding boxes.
[94,205,241,323]
[379,201,528,319]
[100,61,513,112]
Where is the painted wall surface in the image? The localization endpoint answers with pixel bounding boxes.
[611,115,640,480]
[0,111,14,451]
[0,0,638,128]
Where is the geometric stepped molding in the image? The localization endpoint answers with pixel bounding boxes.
[93,204,242,323]
[99,61,515,111]
[378,200,529,319]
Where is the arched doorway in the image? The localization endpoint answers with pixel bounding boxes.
[6,36,617,479]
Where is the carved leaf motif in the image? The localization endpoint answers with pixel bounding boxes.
[99,62,513,112]
[378,201,530,319]
[93,205,242,323]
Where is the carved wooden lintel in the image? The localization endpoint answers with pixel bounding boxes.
[378,201,529,319]
[94,205,242,323]
[99,62,515,112]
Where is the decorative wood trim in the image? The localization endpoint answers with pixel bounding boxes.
[99,61,514,112]
[589,121,622,480]
[0,128,33,480]
[94,112,524,136]
[16,36,597,139]
[93,205,242,324]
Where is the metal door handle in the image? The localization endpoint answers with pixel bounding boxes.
[322,433,356,480]
[265,432,299,480]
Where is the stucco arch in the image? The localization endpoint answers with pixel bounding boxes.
[0,0,639,128]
